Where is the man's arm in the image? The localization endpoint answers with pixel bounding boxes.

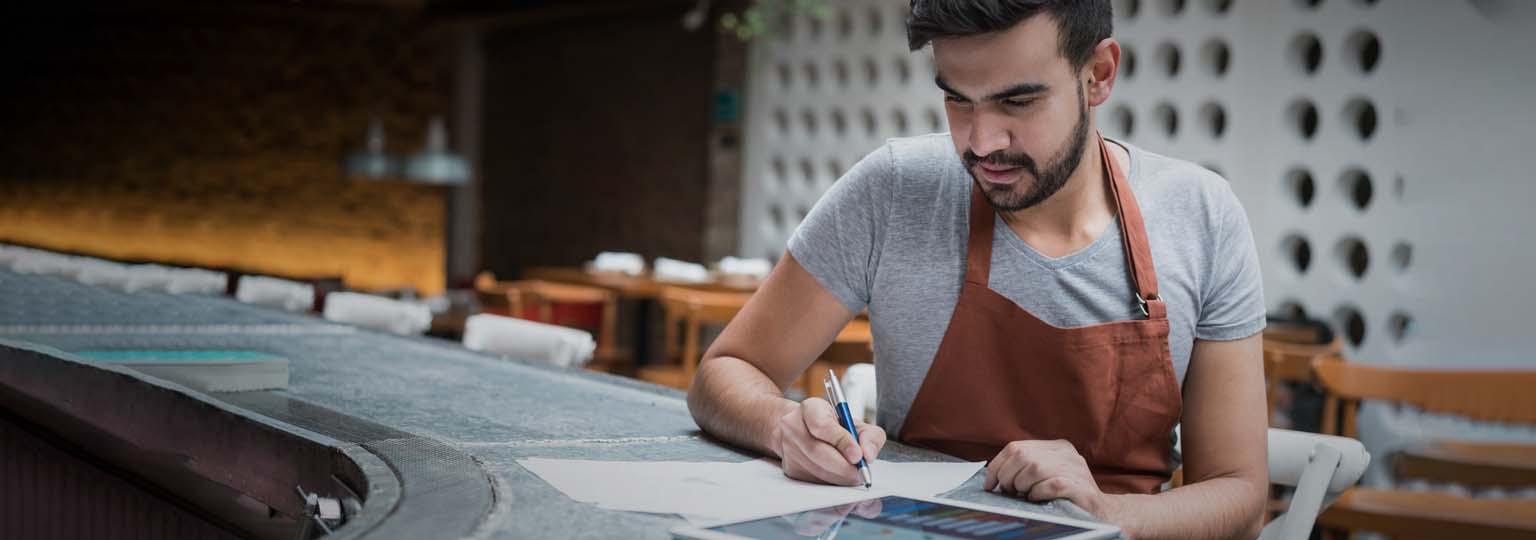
[687,252,887,486]
[983,335,1268,540]
[1094,335,1269,539]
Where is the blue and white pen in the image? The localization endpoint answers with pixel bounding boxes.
[824,371,873,488]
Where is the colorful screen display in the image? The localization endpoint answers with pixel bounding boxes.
[706,496,1098,540]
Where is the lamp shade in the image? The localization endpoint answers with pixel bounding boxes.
[403,116,470,185]
[344,118,397,179]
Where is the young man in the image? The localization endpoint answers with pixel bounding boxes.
[688,2,1268,538]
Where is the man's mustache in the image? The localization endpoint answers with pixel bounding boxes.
[963,150,1038,177]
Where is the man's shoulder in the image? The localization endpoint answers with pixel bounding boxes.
[880,132,964,182]
[1123,142,1245,226]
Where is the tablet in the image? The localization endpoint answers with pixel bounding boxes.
[671,494,1119,540]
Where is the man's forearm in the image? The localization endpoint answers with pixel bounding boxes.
[687,355,799,457]
[1096,476,1265,540]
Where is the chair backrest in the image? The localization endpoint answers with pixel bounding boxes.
[501,280,618,351]
[657,286,753,381]
[1260,429,1371,540]
[1312,360,1536,437]
[461,313,595,368]
[322,292,432,336]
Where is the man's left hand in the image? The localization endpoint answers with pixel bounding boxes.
[983,439,1106,514]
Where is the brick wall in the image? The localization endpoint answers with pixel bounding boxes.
[0,4,455,295]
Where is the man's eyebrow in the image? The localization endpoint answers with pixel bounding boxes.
[934,76,1050,102]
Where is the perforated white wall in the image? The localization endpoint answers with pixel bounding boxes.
[740,0,1536,367]
[738,0,942,261]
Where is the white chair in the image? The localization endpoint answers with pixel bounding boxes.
[840,363,878,424]
[1260,429,1370,540]
[322,292,432,336]
[235,275,315,312]
[462,313,595,369]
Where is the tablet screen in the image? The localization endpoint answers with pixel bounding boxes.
[706,495,1095,539]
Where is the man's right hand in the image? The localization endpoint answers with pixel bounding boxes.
[775,397,886,486]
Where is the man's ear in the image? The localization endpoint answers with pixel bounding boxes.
[1085,38,1120,107]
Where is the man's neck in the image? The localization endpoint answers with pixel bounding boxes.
[998,135,1121,258]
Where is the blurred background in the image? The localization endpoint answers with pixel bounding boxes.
[2,0,1534,538]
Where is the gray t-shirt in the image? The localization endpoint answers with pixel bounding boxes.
[788,133,1266,438]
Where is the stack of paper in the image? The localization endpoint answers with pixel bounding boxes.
[76,350,289,393]
[517,457,983,524]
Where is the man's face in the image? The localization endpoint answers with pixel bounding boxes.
[932,15,1091,212]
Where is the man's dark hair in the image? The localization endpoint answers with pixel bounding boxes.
[906,1,1113,69]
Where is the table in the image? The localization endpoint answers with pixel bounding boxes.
[0,270,1099,538]
[522,266,761,300]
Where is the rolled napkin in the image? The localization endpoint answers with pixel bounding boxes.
[716,256,772,279]
[75,260,135,289]
[236,275,315,312]
[163,267,228,295]
[10,250,83,276]
[462,313,595,368]
[653,257,710,283]
[120,264,173,293]
[322,291,432,335]
[591,251,646,276]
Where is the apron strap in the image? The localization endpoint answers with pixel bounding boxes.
[1098,133,1166,320]
[965,182,995,286]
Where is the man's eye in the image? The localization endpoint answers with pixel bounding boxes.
[1003,99,1035,108]
[943,94,967,104]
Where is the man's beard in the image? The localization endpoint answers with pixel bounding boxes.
[963,85,1091,212]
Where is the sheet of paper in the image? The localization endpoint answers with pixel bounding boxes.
[516,457,984,524]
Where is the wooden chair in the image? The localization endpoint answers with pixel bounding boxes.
[1262,317,1343,429]
[475,272,629,374]
[1312,361,1536,539]
[639,286,753,390]
[800,318,875,400]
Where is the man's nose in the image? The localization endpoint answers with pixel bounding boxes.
[967,110,1011,159]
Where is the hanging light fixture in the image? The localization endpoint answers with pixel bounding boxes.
[344,118,397,180]
[403,116,471,185]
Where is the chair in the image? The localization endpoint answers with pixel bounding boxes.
[640,286,752,390]
[799,318,875,400]
[1261,429,1371,540]
[1312,360,1536,539]
[1262,316,1342,430]
[477,272,628,374]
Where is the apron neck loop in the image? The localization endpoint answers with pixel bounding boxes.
[1098,133,1165,319]
[965,182,995,286]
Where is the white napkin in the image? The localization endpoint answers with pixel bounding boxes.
[236,275,315,312]
[162,267,227,295]
[717,256,771,279]
[591,252,646,276]
[462,313,595,368]
[653,257,710,283]
[322,292,432,335]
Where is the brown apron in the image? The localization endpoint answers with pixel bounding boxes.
[899,133,1182,495]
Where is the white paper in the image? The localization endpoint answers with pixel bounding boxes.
[516,458,983,524]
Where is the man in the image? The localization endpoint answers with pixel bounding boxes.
[688,2,1268,538]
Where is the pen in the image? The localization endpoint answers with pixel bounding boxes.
[823,371,873,488]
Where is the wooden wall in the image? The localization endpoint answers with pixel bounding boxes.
[479,7,717,277]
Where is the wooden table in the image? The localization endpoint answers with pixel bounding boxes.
[521,266,760,299]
